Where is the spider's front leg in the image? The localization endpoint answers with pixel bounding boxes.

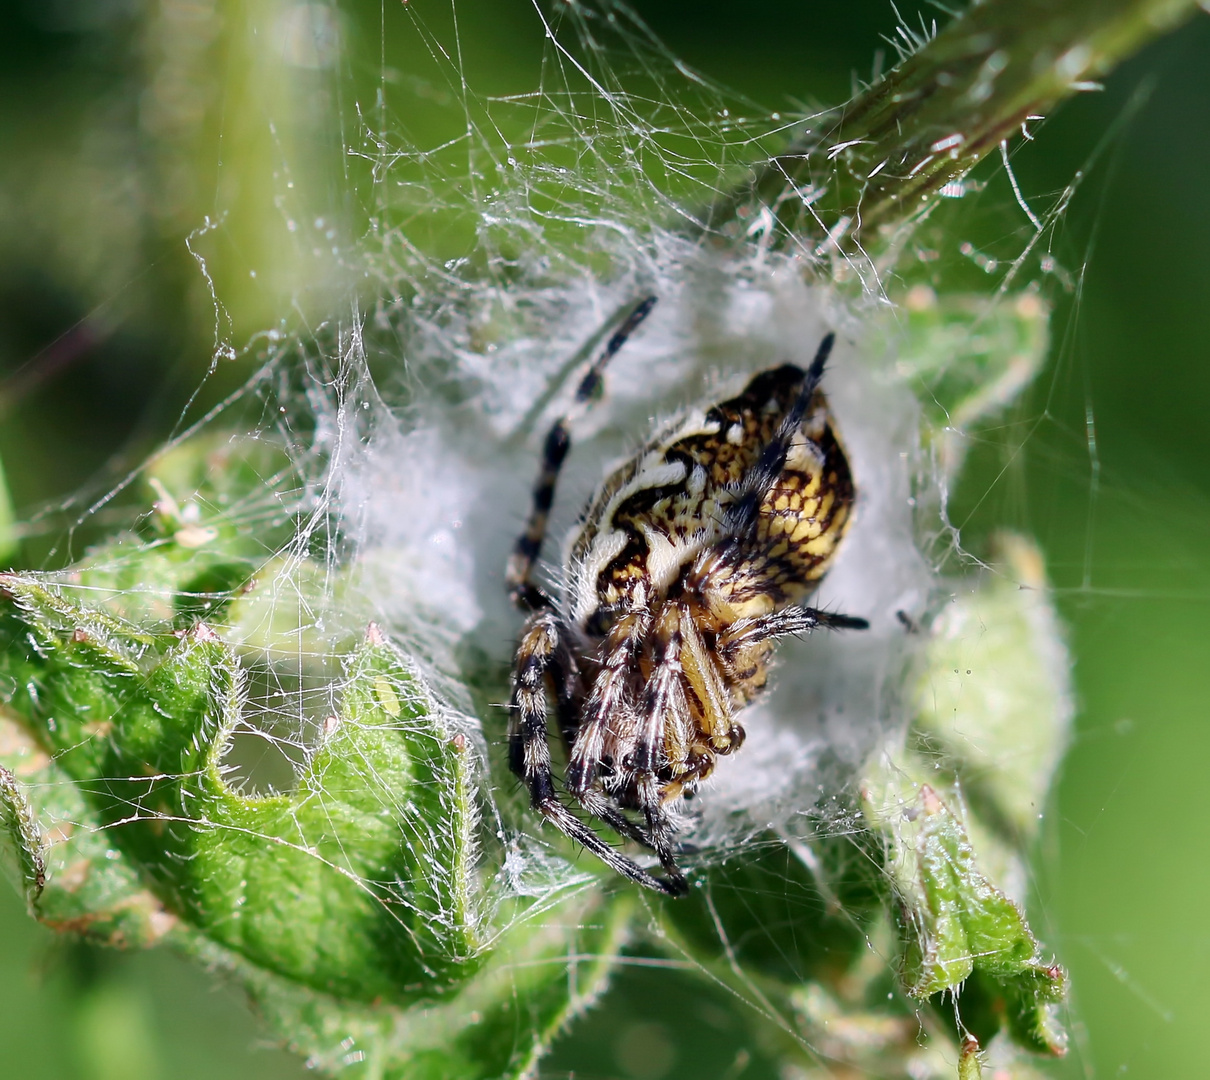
[564,607,690,878]
[509,610,685,897]
[506,295,657,612]
[627,604,694,893]
[508,610,578,785]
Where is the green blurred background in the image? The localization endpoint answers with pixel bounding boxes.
[1,2,1207,1077]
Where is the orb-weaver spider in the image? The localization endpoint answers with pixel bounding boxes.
[506,298,866,895]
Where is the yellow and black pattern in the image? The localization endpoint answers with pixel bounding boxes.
[573,362,854,624]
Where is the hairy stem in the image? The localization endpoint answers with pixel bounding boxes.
[708,0,1202,256]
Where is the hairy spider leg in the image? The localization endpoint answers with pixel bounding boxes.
[629,606,693,890]
[568,602,714,891]
[506,296,658,612]
[610,601,746,888]
[565,606,651,794]
[677,606,744,753]
[509,609,685,895]
[561,604,695,868]
[632,605,688,775]
[508,611,576,779]
[506,296,686,895]
[723,331,835,536]
[510,609,668,860]
[719,606,869,659]
[551,604,669,854]
[577,780,668,857]
[696,331,868,637]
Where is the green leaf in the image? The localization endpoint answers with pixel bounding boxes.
[864,776,1067,1057]
[145,431,298,558]
[910,533,1073,848]
[68,537,251,630]
[0,759,46,911]
[890,290,1050,480]
[907,784,1066,1055]
[907,786,1055,994]
[861,534,1070,1057]
[182,888,634,1080]
[63,433,300,630]
[0,573,484,1004]
[0,713,177,948]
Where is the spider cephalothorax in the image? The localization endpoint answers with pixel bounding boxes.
[506,298,867,895]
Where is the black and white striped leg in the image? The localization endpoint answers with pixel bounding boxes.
[723,332,835,537]
[566,607,652,796]
[506,420,570,613]
[719,605,869,658]
[577,786,661,854]
[628,612,690,892]
[508,611,685,896]
[506,296,657,612]
[635,775,688,894]
[567,604,693,872]
[509,611,574,779]
[632,607,684,775]
[566,636,680,848]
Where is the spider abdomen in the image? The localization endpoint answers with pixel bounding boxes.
[569,363,854,635]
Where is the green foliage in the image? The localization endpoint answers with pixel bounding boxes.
[0,715,174,949]
[0,572,482,1002]
[0,445,643,1077]
[863,533,1073,1064]
[0,403,1075,1078]
[0,758,46,911]
[7,0,1187,1073]
[901,785,1065,1047]
[186,889,635,1080]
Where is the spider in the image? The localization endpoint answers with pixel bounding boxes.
[506,297,867,895]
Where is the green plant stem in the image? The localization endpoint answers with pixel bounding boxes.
[709,0,1202,254]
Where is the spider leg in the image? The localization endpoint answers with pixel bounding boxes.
[506,296,657,612]
[508,611,579,779]
[509,610,685,896]
[576,787,661,853]
[676,604,742,754]
[719,605,869,657]
[724,331,835,537]
[565,607,652,796]
[635,775,688,894]
[631,605,686,774]
[546,614,667,851]
[566,607,681,859]
[628,607,692,893]
[506,422,570,613]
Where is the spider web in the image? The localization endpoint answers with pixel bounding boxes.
[4,1,1186,1077]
